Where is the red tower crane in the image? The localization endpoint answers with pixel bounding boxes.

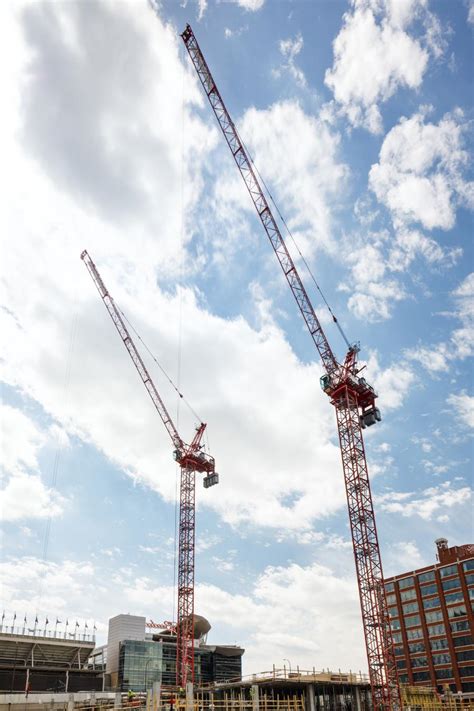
[180,25,400,711]
[81,250,218,688]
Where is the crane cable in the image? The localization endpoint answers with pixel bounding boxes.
[237,131,352,353]
[118,307,203,426]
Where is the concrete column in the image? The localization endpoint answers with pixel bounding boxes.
[147,688,153,711]
[67,693,75,711]
[251,685,259,711]
[114,692,122,708]
[306,685,316,711]
[153,681,161,711]
[354,688,361,711]
[186,682,194,711]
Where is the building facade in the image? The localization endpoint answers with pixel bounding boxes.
[106,613,244,691]
[384,538,474,697]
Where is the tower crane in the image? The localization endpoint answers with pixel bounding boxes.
[81,250,218,688]
[180,25,400,711]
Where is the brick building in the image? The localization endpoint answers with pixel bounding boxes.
[384,538,474,697]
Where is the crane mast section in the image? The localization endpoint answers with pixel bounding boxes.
[181,26,338,377]
[81,251,182,451]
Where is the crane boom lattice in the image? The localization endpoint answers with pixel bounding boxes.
[181,25,400,711]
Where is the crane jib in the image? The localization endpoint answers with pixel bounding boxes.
[181,26,338,377]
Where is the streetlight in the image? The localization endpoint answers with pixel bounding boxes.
[283,659,292,676]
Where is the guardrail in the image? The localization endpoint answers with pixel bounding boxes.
[0,626,96,643]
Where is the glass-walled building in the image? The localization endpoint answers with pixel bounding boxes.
[118,640,162,692]
[384,538,474,697]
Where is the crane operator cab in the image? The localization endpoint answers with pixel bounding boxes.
[320,374,332,394]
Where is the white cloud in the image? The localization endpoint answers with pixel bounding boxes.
[197,0,207,21]
[273,34,307,88]
[369,108,473,230]
[385,540,425,576]
[324,0,444,133]
[406,272,474,371]
[230,100,348,256]
[447,392,474,429]
[0,405,66,521]
[364,352,415,411]
[377,481,472,520]
[1,555,367,673]
[230,0,265,10]
[468,1,474,24]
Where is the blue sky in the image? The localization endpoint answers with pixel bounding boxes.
[1,0,473,674]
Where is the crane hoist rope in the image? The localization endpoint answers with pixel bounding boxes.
[118,306,203,426]
[238,131,352,353]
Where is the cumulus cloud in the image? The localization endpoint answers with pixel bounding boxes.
[226,100,348,256]
[369,108,473,230]
[1,555,366,672]
[325,0,445,133]
[273,34,307,88]
[0,405,66,521]
[377,481,472,520]
[230,0,265,10]
[447,392,474,429]
[406,272,474,371]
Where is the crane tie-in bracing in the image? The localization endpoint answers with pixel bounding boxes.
[81,250,219,688]
[180,26,400,711]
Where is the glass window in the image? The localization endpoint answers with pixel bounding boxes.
[407,628,423,640]
[411,657,428,668]
[462,682,474,693]
[453,635,473,647]
[433,653,451,665]
[442,577,461,591]
[413,671,430,682]
[399,674,409,684]
[396,659,407,669]
[428,624,445,636]
[386,593,397,605]
[459,667,474,678]
[401,589,417,602]
[448,605,467,619]
[445,591,464,605]
[405,615,421,628]
[431,638,449,651]
[440,564,458,578]
[409,641,425,653]
[385,581,395,593]
[424,596,440,610]
[457,651,474,662]
[392,632,402,644]
[465,573,474,585]
[436,668,453,679]
[388,607,399,618]
[403,602,419,615]
[399,576,415,589]
[451,620,470,632]
[421,584,438,597]
[391,619,401,630]
[425,610,444,623]
[394,646,405,656]
[462,560,474,572]
[469,588,474,600]
[419,570,436,583]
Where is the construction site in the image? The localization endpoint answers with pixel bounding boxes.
[2,13,473,711]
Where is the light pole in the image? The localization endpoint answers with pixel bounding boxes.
[283,659,292,676]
